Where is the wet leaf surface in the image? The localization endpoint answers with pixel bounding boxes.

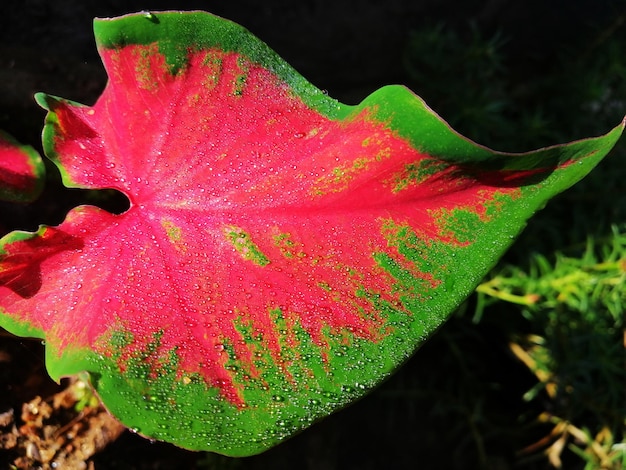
[0,11,623,456]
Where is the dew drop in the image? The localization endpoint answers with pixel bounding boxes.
[142,11,158,23]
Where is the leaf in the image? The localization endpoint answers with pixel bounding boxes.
[0,130,45,203]
[0,11,623,456]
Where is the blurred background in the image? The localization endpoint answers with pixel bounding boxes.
[0,1,624,469]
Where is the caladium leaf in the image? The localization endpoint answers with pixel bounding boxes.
[0,130,44,203]
[0,11,623,456]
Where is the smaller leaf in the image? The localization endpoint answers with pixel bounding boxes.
[0,131,45,203]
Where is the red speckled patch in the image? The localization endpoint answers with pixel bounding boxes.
[0,45,518,404]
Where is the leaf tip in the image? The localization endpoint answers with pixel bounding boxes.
[34,92,52,111]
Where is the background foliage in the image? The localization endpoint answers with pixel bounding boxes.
[0,1,624,468]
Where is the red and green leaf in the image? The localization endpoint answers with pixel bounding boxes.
[0,130,44,203]
[0,11,623,456]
